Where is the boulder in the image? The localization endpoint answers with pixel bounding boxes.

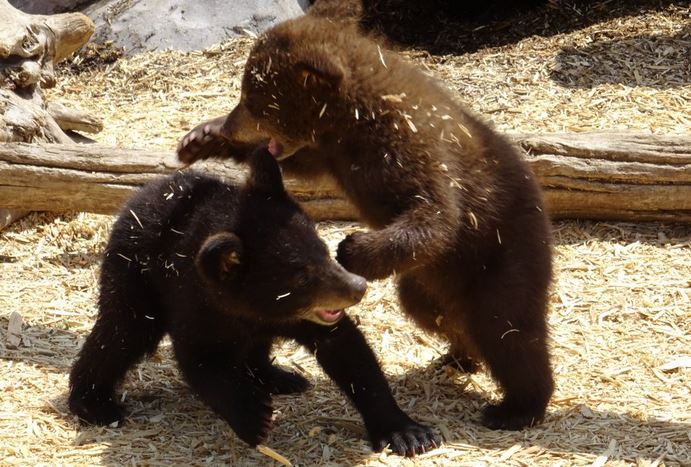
[84,0,310,54]
[10,0,311,55]
[8,0,91,14]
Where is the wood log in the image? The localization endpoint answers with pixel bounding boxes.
[0,142,355,221]
[47,102,104,134]
[516,132,691,221]
[0,131,690,222]
[0,89,73,144]
[0,0,94,84]
[0,0,96,144]
[0,0,97,230]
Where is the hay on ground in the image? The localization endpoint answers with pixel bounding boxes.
[1,1,689,465]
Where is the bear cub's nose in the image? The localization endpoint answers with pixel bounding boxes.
[347,273,368,302]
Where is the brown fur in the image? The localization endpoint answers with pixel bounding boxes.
[307,0,364,22]
[178,15,554,430]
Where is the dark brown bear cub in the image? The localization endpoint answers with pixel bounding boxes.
[178,15,554,431]
[68,148,439,456]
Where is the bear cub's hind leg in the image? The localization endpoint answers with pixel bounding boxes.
[173,341,274,446]
[68,266,166,426]
[246,340,310,395]
[465,272,553,430]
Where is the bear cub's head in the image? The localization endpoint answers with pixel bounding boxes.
[195,148,366,325]
[215,17,352,159]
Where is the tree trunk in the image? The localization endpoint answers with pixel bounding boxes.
[0,132,689,222]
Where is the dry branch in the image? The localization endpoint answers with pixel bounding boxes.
[0,0,96,144]
[0,131,690,222]
[47,102,104,134]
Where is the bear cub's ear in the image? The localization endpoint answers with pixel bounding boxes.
[246,147,286,195]
[295,46,345,89]
[196,232,244,284]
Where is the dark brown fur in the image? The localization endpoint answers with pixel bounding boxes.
[68,149,440,456]
[178,15,554,430]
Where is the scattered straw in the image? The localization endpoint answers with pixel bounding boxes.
[257,444,293,466]
[1,1,689,465]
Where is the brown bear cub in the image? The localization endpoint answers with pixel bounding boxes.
[68,148,439,456]
[177,16,554,430]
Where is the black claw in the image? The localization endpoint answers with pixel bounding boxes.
[369,419,440,457]
[404,433,420,456]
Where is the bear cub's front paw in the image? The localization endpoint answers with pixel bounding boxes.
[68,388,126,426]
[368,416,441,457]
[336,232,381,280]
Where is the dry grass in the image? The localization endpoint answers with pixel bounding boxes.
[1,1,690,465]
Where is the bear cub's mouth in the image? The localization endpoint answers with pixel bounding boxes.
[268,137,304,161]
[268,138,285,159]
[310,308,344,325]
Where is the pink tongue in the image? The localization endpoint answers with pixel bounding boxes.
[268,138,283,158]
[317,309,343,323]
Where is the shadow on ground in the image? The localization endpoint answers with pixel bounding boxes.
[350,0,686,55]
[45,356,691,465]
[1,219,689,463]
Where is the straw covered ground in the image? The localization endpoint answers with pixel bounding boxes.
[1,1,690,465]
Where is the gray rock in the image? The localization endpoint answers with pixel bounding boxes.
[83,0,311,55]
[8,0,92,14]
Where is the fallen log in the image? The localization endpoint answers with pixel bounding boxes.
[515,132,691,222]
[0,142,354,221]
[0,131,690,222]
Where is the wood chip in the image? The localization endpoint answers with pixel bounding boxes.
[6,311,22,349]
[257,444,292,466]
[377,45,388,69]
[657,356,691,371]
[590,439,617,467]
